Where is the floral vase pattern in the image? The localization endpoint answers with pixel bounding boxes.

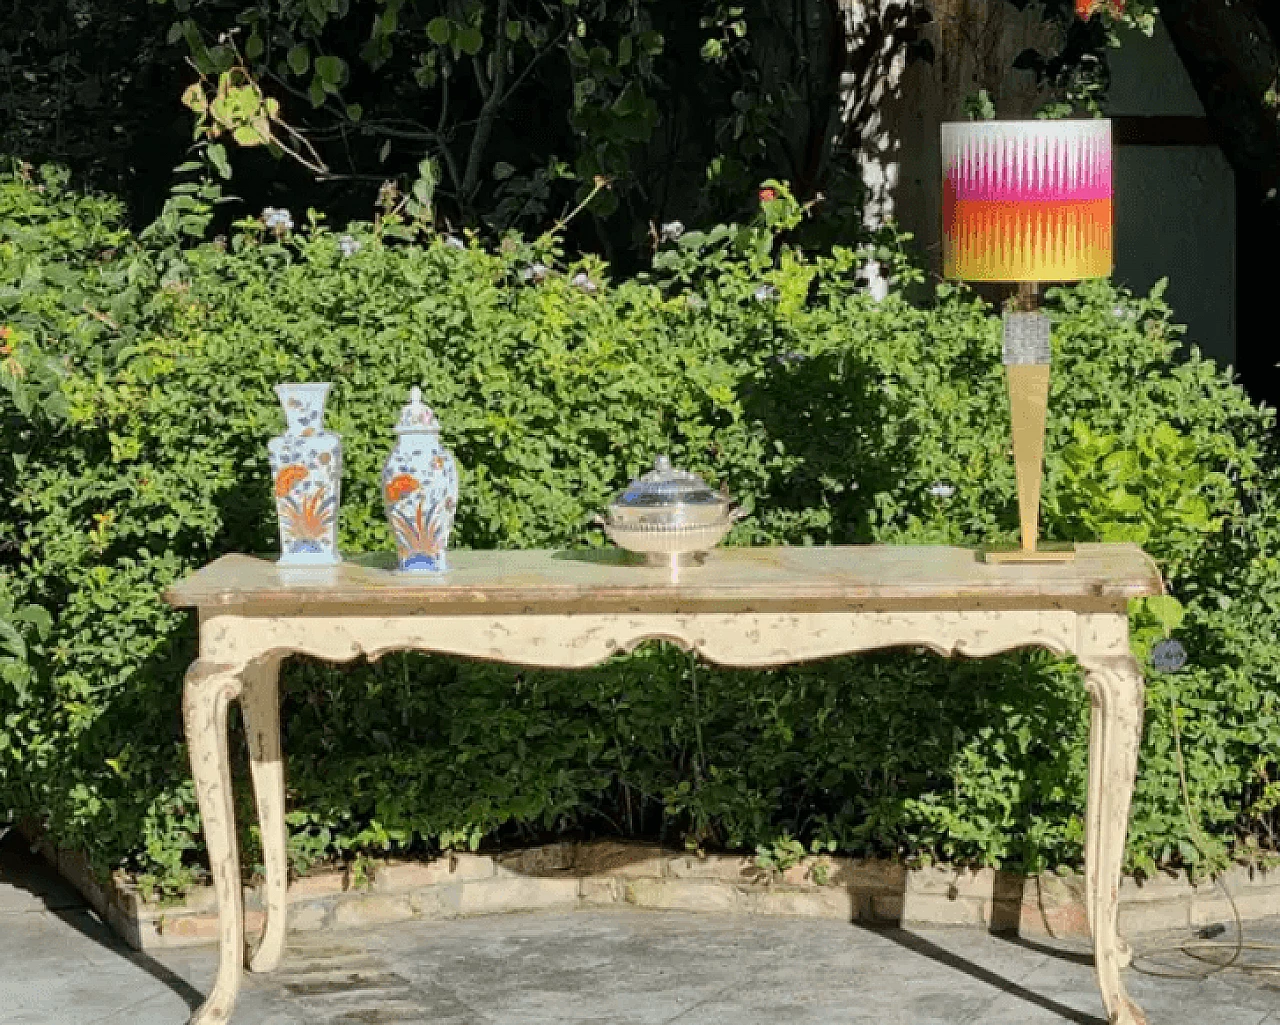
[382,386,458,572]
[267,382,342,565]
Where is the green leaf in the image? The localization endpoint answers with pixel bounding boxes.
[0,620,26,661]
[637,29,663,54]
[410,156,438,214]
[287,43,310,76]
[505,19,522,43]
[457,26,483,56]
[964,89,997,121]
[206,143,232,179]
[426,17,451,45]
[244,32,265,60]
[180,83,207,114]
[314,55,346,87]
[1142,595,1186,633]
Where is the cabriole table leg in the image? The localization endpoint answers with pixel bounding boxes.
[241,653,288,975]
[183,661,247,1025]
[1083,654,1149,1025]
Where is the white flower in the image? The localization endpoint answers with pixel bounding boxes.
[444,235,466,250]
[753,283,779,303]
[339,234,361,257]
[929,483,956,499]
[520,262,550,284]
[571,271,598,294]
[686,294,706,310]
[262,207,293,232]
[660,220,685,242]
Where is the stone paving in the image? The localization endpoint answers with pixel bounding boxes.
[3,830,1278,1025]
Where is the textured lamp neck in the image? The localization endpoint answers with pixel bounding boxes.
[1015,282,1041,312]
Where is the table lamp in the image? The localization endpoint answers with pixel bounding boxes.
[941,118,1113,563]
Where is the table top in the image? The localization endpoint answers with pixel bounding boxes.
[164,544,1162,614]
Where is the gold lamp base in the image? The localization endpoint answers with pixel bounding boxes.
[980,541,1076,564]
[979,326,1076,565]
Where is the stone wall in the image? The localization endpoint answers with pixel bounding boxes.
[24,826,1279,954]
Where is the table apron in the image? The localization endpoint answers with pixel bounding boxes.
[197,607,1132,670]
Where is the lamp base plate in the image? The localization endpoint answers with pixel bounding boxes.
[980,542,1076,564]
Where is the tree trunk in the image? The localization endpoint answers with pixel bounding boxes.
[828,0,925,226]
[825,0,1056,295]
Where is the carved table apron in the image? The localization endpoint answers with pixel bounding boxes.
[165,544,1164,1025]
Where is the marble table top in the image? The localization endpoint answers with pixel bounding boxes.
[165,544,1163,614]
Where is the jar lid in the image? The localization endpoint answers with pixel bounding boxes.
[608,455,731,527]
[395,386,439,434]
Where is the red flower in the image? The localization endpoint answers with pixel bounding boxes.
[274,464,308,498]
[758,187,778,203]
[1076,0,1124,17]
[384,473,419,504]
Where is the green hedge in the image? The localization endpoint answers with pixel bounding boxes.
[1,165,1278,896]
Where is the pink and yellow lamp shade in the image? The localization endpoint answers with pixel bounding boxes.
[941,119,1113,283]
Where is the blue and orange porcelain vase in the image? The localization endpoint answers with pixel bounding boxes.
[382,386,458,572]
[268,382,342,566]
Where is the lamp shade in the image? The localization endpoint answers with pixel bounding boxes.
[941,120,1113,282]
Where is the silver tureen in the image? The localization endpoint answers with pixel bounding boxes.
[603,456,741,567]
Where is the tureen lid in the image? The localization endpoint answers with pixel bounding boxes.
[612,456,725,512]
[395,386,439,434]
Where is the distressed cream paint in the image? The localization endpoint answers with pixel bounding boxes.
[167,545,1162,1025]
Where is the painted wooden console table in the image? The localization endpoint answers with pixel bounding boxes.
[165,544,1163,1025]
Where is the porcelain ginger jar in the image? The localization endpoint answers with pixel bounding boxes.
[382,387,458,572]
[267,382,342,566]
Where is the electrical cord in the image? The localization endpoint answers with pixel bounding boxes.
[1130,682,1280,981]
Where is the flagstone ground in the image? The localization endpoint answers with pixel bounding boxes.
[2,830,1277,1025]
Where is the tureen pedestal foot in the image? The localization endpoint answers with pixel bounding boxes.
[638,551,708,569]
